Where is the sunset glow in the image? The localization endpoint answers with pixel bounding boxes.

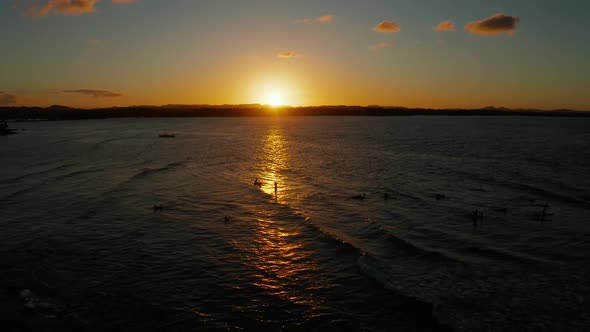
[0,1,588,110]
[266,94,283,107]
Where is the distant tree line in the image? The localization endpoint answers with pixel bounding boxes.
[0,105,588,121]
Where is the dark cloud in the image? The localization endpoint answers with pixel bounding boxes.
[465,14,520,36]
[0,92,18,105]
[373,20,400,33]
[61,89,123,98]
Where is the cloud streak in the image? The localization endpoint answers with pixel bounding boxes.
[0,92,18,105]
[373,20,400,33]
[26,0,137,17]
[465,14,520,36]
[277,51,298,59]
[27,0,100,17]
[61,89,123,98]
[368,42,392,51]
[434,20,455,32]
[297,15,333,24]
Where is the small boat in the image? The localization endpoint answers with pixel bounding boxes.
[158,133,175,138]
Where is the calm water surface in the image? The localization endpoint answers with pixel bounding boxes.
[1,116,589,331]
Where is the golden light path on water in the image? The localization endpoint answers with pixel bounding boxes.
[258,126,287,202]
[243,125,323,310]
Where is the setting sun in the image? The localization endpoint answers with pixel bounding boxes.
[267,93,283,107]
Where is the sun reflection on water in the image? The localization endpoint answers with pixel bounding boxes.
[246,217,320,307]
[243,124,323,311]
[257,126,289,203]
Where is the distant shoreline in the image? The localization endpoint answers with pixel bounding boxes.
[1,105,589,121]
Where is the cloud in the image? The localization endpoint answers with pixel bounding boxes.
[368,42,392,51]
[434,20,455,32]
[25,0,136,17]
[277,51,298,59]
[61,89,123,98]
[297,14,333,24]
[0,92,18,105]
[465,14,520,36]
[26,0,100,17]
[373,20,400,33]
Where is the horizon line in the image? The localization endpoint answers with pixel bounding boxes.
[1,104,589,113]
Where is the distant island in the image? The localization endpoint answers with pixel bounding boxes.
[1,105,588,121]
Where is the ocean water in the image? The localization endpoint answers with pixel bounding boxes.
[1,116,589,331]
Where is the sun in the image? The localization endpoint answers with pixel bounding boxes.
[267,93,283,107]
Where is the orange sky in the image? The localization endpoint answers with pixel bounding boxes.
[1,0,589,110]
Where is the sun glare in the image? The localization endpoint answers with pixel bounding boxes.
[267,94,283,107]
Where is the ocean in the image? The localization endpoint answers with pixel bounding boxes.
[1,116,589,331]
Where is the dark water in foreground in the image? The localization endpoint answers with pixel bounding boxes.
[1,116,589,331]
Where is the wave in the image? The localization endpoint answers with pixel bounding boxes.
[129,158,193,180]
[0,165,99,201]
[90,135,142,150]
[457,244,554,265]
[0,163,77,185]
[356,254,459,330]
[501,180,590,208]
[363,213,559,273]
[361,220,464,264]
[302,217,365,256]
[76,159,191,219]
[356,254,393,289]
[131,166,176,179]
[53,168,103,182]
[251,163,556,283]
[250,182,365,257]
[445,165,590,208]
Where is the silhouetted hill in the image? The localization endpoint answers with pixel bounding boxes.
[0,105,588,120]
[47,105,75,110]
